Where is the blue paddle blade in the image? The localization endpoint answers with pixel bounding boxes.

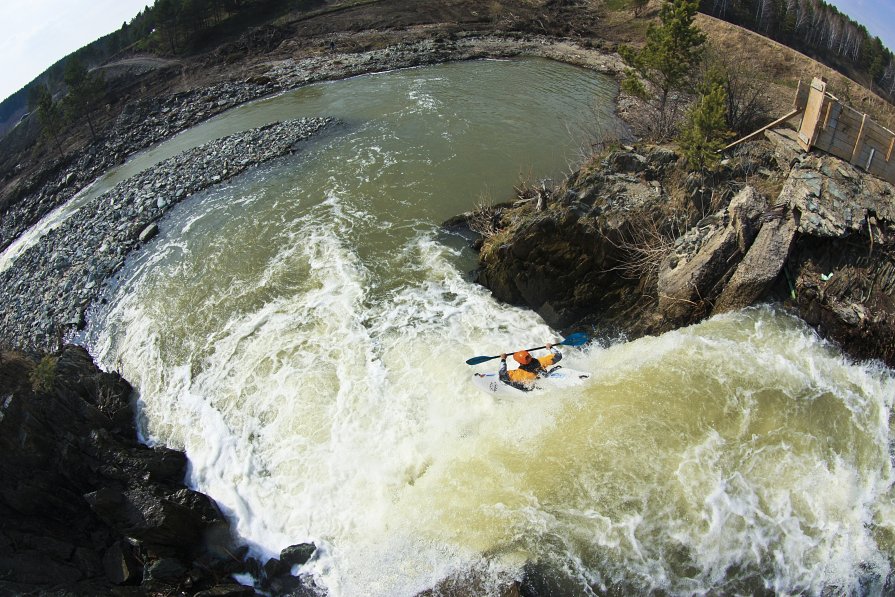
[560,332,589,347]
[465,355,495,366]
[465,332,589,366]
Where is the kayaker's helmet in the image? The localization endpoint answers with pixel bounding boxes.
[513,350,533,365]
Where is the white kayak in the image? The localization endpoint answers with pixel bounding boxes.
[471,365,591,397]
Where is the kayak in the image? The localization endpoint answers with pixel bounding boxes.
[471,365,591,397]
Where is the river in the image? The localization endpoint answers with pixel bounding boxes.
[79,58,895,595]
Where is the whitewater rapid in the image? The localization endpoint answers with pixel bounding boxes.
[79,59,895,595]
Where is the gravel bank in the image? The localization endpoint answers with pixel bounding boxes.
[0,117,333,351]
[1,35,622,254]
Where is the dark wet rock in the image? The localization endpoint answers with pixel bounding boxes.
[194,584,257,597]
[143,556,187,584]
[103,541,142,585]
[280,542,317,568]
[0,345,255,595]
[85,486,227,550]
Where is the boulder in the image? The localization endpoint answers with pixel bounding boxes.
[138,222,159,243]
[102,541,142,584]
[280,542,317,567]
[143,556,187,584]
[85,486,226,549]
[658,186,766,322]
[605,149,646,173]
[713,211,798,313]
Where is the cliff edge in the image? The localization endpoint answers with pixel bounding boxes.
[467,128,895,367]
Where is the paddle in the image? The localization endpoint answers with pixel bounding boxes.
[465,332,589,366]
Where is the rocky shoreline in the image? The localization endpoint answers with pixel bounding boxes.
[0,117,334,353]
[0,345,320,595]
[1,34,622,258]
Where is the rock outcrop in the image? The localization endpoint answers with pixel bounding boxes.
[466,129,895,367]
[0,346,252,594]
[658,186,767,323]
[0,346,324,595]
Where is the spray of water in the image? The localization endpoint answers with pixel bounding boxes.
[80,59,894,596]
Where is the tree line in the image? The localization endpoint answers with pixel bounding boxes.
[700,0,895,100]
[10,0,305,154]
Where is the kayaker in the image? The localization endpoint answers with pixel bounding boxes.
[498,343,562,391]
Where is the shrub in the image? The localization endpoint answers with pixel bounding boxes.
[29,355,58,394]
[619,0,707,140]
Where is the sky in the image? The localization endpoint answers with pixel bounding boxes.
[0,0,149,103]
[0,0,894,104]
[827,0,895,54]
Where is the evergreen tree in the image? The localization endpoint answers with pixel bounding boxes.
[63,58,106,142]
[679,76,732,171]
[620,0,707,139]
[30,85,65,159]
[156,0,180,54]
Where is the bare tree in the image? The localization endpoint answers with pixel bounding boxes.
[712,0,731,18]
[702,47,769,135]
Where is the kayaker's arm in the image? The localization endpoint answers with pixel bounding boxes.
[539,343,562,368]
[498,353,509,384]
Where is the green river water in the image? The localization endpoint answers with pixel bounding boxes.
[78,58,895,596]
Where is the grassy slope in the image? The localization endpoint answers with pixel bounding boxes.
[695,12,895,129]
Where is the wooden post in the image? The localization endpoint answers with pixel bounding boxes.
[851,113,868,165]
[866,147,876,171]
[798,77,827,151]
[822,102,833,129]
[722,108,803,152]
[793,79,809,112]
[886,136,894,162]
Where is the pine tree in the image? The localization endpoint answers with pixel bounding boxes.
[156,0,180,54]
[679,77,732,171]
[30,85,65,159]
[620,0,707,139]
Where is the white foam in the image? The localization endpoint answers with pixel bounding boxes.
[81,61,895,596]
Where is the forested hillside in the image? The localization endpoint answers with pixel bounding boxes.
[700,0,894,101]
[0,0,311,135]
[3,0,894,139]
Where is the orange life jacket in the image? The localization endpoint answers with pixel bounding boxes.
[503,352,559,383]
